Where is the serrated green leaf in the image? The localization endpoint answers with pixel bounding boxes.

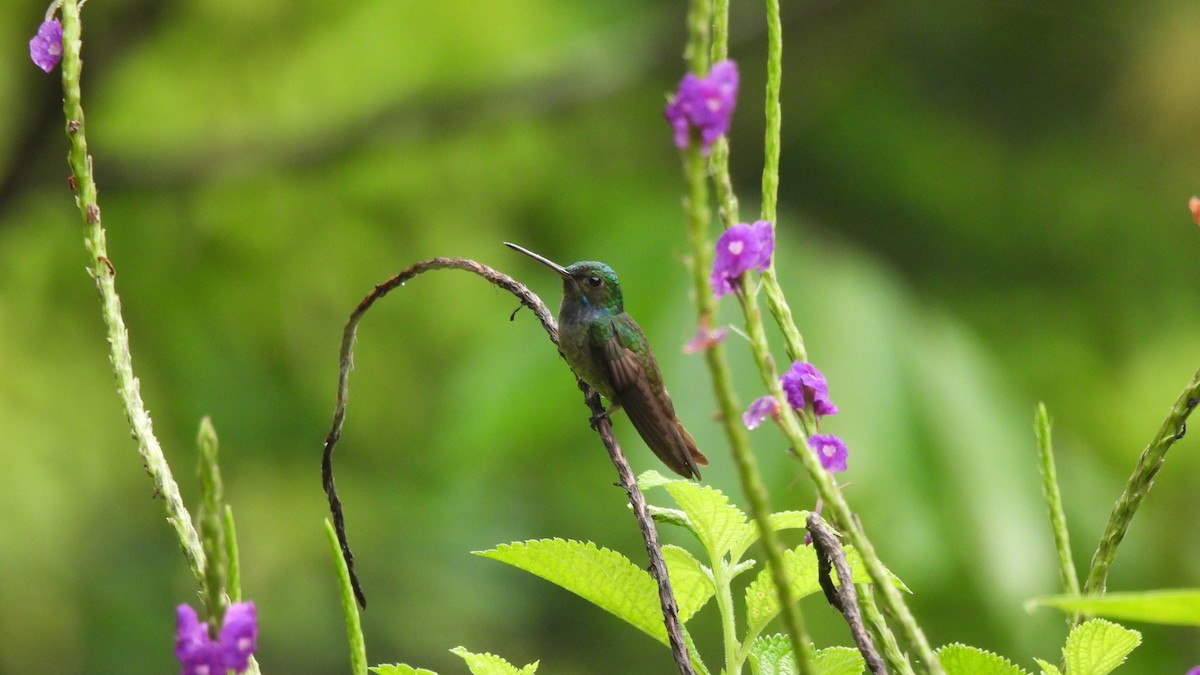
[748,635,863,675]
[449,647,538,675]
[661,480,749,559]
[663,544,715,623]
[638,469,675,490]
[647,504,693,530]
[745,545,822,639]
[475,539,665,643]
[936,643,1029,675]
[1028,589,1200,626]
[748,634,797,675]
[731,511,811,561]
[814,646,866,675]
[744,543,897,639]
[1063,619,1140,675]
[844,547,911,594]
[1032,657,1062,675]
[370,665,438,675]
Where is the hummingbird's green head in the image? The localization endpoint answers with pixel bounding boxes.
[562,260,623,312]
[505,243,624,312]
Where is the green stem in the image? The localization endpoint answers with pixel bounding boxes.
[224,505,242,603]
[1034,405,1080,609]
[761,0,782,227]
[326,519,368,675]
[197,417,228,626]
[711,559,742,674]
[859,585,914,675]
[58,0,204,584]
[1083,367,1200,596]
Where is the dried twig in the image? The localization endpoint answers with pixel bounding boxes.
[807,512,887,675]
[320,256,695,675]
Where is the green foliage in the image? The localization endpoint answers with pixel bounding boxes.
[1061,619,1140,675]
[747,634,864,675]
[1029,589,1200,626]
[371,665,439,675]
[936,643,1029,675]
[662,544,716,623]
[450,647,539,675]
[1032,658,1062,675]
[475,539,676,645]
[326,519,367,675]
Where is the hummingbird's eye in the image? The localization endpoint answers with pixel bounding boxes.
[588,275,602,288]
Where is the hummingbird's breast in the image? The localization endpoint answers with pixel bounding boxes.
[558,300,619,401]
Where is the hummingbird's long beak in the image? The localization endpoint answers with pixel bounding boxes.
[504,242,571,279]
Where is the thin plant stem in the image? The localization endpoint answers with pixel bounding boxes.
[859,585,915,675]
[197,417,228,626]
[326,519,368,675]
[58,0,204,583]
[1034,404,1080,626]
[709,558,741,674]
[807,513,886,675]
[224,506,242,603]
[1083,367,1200,596]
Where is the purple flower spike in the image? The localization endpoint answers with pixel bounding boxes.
[665,59,739,154]
[218,603,258,671]
[175,602,258,675]
[781,361,838,416]
[710,220,774,297]
[30,19,63,73]
[808,433,848,473]
[743,395,781,429]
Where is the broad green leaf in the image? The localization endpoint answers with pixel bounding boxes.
[748,634,796,675]
[450,647,538,675]
[731,510,811,561]
[663,544,715,623]
[844,547,911,594]
[1028,589,1200,626]
[662,480,749,559]
[748,635,864,675]
[745,546,822,639]
[1032,658,1062,675]
[1063,619,1140,675]
[814,646,866,675]
[647,504,694,531]
[476,539,665,643]
[936,643,1028,675]
[637,469,675,490]
[370,665,437,675]
[744,544,888,638]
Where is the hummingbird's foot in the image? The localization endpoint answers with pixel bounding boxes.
[588,402,621,430]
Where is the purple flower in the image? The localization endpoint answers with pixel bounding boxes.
[683,323,728,354]
[664,59,739,154]
[743,395,781,429]
[808,434,848,473]
[710,220,774,297]
[175,602,258,675]
[29,19,63,73]
[1188,667,1200,675]
[781,361,838,416]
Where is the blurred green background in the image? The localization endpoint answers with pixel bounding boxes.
[2,0,1198,672]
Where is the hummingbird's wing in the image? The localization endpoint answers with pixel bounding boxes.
[592,319,708,480]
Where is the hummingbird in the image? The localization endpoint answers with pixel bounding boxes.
[506,242,709,480]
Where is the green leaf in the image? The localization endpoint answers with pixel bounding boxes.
[450,647,538,675]
[1028,589,1200,625]
[370,665,438,675]
[661,479,749,560]
[844,547,911,594]
[748,634,796,675]
[637,469,675,490]
[744,544,890,639]
[745,546,822,639]
[475,539,666,643]
[647,504,694,531]
[731,510,811,561]
[662,544,715,623]
[748,635,864,675]
[1032,658,1062,675]
[814,646,867,675]
[1062,619,1141,675]
[936,643,1029,675]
